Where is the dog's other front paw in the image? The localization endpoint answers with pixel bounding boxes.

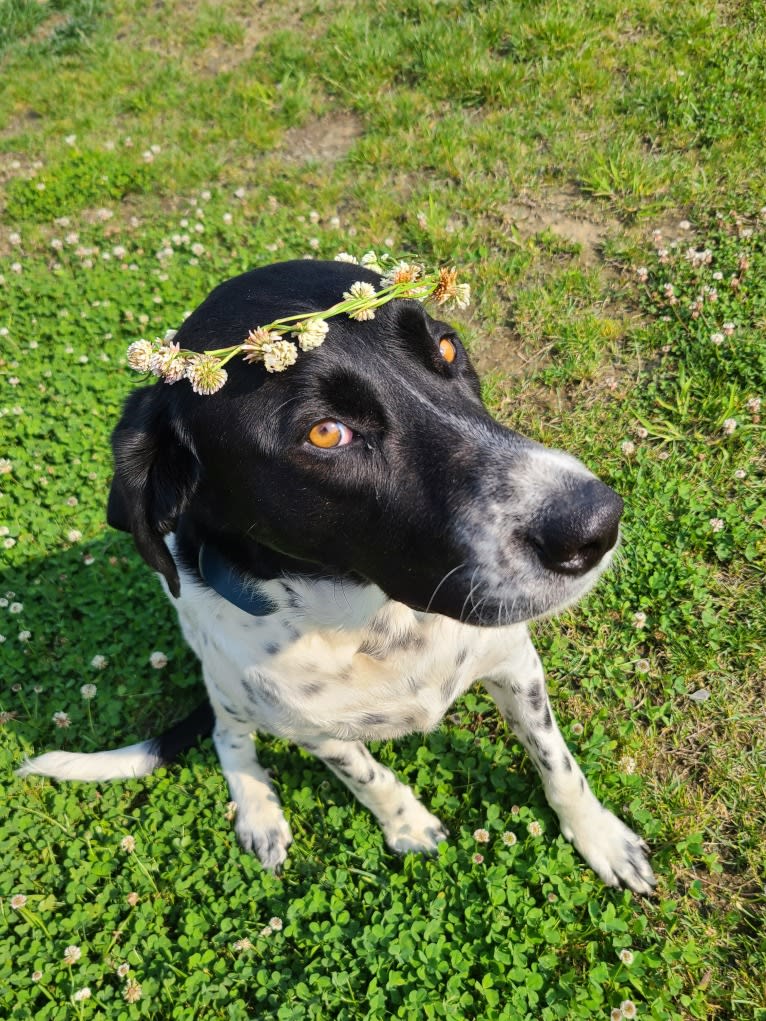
[562,807,656,895]
[233,807,293,871]
[382,799,448,855]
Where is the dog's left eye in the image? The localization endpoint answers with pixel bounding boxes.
[438,337,457,364]
[307,419,354,449]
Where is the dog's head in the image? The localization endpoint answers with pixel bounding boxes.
[108,259,622,625]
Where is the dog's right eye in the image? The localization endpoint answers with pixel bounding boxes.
[307,420,354,449]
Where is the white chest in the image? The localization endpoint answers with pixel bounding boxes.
[170,568,526,744]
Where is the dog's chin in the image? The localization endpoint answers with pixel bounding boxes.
[422,551,614,628]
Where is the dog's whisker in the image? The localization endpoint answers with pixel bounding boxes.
[424,562,466,615]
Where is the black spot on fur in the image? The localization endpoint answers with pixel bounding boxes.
[527,684,544,713]
[542,704,553,729]
[301,681,324,697]
[406,675,422,693]
[242,673,280,706]
[562,753,573,773]
[358,712,387,727]
[537,751,552,772]
[440,672,459,704]
[455,648,468,667]
[265,642,281,656]
[357,638,386,659]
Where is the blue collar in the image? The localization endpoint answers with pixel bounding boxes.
[198,543,278,617]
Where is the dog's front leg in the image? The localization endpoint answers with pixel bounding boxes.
[302,738,447,855]
[212,720,293,870]
[483,630,656,894]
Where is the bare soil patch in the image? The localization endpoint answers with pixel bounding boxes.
[278,112,364,166]
[503,185,621,267]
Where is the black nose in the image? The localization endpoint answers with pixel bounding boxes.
[528,479,623,576]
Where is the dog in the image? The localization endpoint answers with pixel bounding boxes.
[19,258,656,894]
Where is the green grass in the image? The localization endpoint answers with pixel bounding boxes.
[1,0,765,1018]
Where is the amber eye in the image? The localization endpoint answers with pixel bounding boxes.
[307,419,354,449]
[438,337,457,363]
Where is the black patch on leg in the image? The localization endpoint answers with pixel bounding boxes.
[527,684,544,713]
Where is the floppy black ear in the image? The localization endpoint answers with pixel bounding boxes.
[107,386,200,597]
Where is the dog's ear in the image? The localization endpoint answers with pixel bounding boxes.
[107,386,200,597]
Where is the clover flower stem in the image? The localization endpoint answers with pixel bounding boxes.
[129,852,161,894]
[16,905,52,938]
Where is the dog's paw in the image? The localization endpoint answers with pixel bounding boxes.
[233,807,293,871]
[562,807,656,895]
[382,800,448,855]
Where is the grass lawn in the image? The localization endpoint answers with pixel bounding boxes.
[1,0,765,1018]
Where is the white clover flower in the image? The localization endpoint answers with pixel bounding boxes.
[619,949,635,965]
[121,835,136,852]
[262,340,299,373]
[611,1009,623,1021]
[293,318,329,351]
[734,468,747,479]
[67,529,82,543]
[722,418,737,435]
[19,630,31,642]
[621,1001,637,1020]
[149,651,168,669]
[746,397,761,413]
[116,963,130,978]
[343,281,378,320]
[126,891,139,906]
[10,894,27,909]
[501,831,517,846]
[9,602,22,614]
[0,459,12,474]
[225,800,238,821]
[127,340,155,372]
[80,684,97,700]
[360,251,384,273]
[709,517,724,533]
[632,611,647,629]
[527,820,543,837]
[269,916,283,931]
[571,721,584,735]
[185,354,228,395]
[242,327,282,363]
[123,979,142,1003]
[260,925,273,937]
[232,938,253,951]
[722,321,735,335]
[334,252,358,263]
[31,971,43,982]
[63,945,81,965]
[635,266,648,282]
[382,261,423,288]
[634,658,651,673]
[150,341,187,384]
[91,654,108,669]
[710,332,724,346]
[73,988,91,1002]
[53,711,70,727]
[621,440,636,456]
[472,853,484,864]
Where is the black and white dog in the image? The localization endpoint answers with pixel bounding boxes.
[20,259,656,894]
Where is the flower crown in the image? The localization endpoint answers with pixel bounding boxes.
[126,252,470,395]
